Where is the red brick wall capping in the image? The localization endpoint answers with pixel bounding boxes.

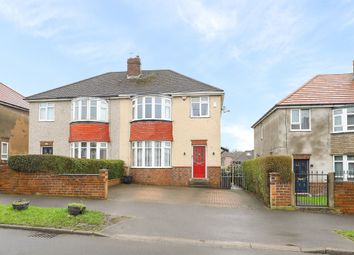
[130,121,173,141]
[69,123,110,142]
[191,140,207,145]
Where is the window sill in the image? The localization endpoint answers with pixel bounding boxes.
[190,116,210,119]
[289,129,312,132]
[39,120,55,122]
[131,166,172,169]
[130,119,172,123]
[331,131,354,135]
[70,120,109,123]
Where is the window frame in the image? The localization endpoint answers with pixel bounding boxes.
[132,96,172,121]
[132,141,172,168]
[333,155,354,180]
[191,96,210,118]
[71,97,109,122]
[332,107,354,133]
[1,142,9,160]
[70,141,108,160]
[290,109,311,131]
[39,102,55,121]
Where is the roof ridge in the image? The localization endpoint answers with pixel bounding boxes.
[26,72,116,100]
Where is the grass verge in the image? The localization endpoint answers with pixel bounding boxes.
[336,230,354,242]
[0,204,105,231]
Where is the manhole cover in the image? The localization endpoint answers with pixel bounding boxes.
[28,232,59,239]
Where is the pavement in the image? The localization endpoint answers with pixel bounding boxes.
[1,184,354,253]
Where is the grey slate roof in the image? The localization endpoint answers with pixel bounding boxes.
[26,70,223,100]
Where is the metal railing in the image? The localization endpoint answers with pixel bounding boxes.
[295,171,328,207]
[220,163,244,189]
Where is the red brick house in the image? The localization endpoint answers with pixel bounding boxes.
[26,57,224,187]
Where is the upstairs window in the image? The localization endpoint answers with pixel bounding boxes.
[72,98,108,122]
[1,142,8,160]
[39,103,55,121]
[290,109,310,131]
[132,96,171,121]
[333,107,354,133]
[191,96,209,117]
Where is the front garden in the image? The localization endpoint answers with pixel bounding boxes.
[0,203,105,231]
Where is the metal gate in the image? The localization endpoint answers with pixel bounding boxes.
[220,163,244,189]
[295,171,328,207]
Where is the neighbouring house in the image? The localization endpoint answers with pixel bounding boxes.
[221,150,254,167]
[252,61,354,183]
[26,56,224,187]
[0,83,29,163]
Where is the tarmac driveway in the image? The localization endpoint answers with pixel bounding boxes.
[0,184,354,251]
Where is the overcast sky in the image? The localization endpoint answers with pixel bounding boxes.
[0,0,353,151]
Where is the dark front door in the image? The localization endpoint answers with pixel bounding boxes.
[294,159,309,193]
[42,146,53,155]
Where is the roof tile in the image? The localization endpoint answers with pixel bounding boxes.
[0,83,29,110]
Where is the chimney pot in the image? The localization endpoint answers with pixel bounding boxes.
[127,56,141,79]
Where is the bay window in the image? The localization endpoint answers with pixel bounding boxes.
[334,155,354,180]
[72,98,108,122]
[290,109,310,131]
[191,96,209,117]
[132,141,171,167]
[71,142,108,159]
[333,107,354,133]
[132,96,171,121]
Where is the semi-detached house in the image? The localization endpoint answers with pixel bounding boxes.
[26,57,224,187]
[252,61,354,184]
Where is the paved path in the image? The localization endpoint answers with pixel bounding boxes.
[1,184,354,251]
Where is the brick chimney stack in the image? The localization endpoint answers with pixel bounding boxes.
[127,56,141,79]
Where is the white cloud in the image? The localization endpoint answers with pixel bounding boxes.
[0,0,80,38]
[222,123,254,151]
[176,0,237,40]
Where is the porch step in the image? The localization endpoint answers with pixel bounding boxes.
[189,178,211,188]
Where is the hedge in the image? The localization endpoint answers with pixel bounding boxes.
[8,155,124,180]
[242,155,292,205]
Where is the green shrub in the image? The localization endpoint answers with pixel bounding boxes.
[242,155,292,205]
[8,155,124,180]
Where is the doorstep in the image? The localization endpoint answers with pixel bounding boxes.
[189,178,211,188]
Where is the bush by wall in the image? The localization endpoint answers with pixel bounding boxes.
[8,155,124,180]
[242,155,292,205]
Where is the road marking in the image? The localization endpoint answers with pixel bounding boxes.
[111,234,302,252]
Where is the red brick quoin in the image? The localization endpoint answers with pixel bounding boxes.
[69,123,110,142]
[130,121,173,141]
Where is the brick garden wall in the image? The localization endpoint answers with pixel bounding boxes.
[0,164,108,199]
[130,167,221,188]
[269,172,293,207]
[334,181,354,214]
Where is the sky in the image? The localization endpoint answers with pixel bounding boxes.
[0,0,354,151]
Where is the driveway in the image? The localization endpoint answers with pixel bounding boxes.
[0,185,354,251]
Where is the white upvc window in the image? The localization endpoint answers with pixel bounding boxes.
[71,142,108,160]
[71,98,108,122]
[333,107,354,133]
[334,155,354,181]
[1,142,8,160]
[191,96,209,117]
[132,96,171,121]
[290,109,311,131]
[39,103,55,121]
[132,141,171,168]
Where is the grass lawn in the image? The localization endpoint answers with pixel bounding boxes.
[0,204,105,231]
[297,195,327,206]
[336,230,354,242]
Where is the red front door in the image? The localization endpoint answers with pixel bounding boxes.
[193,146,206,178]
